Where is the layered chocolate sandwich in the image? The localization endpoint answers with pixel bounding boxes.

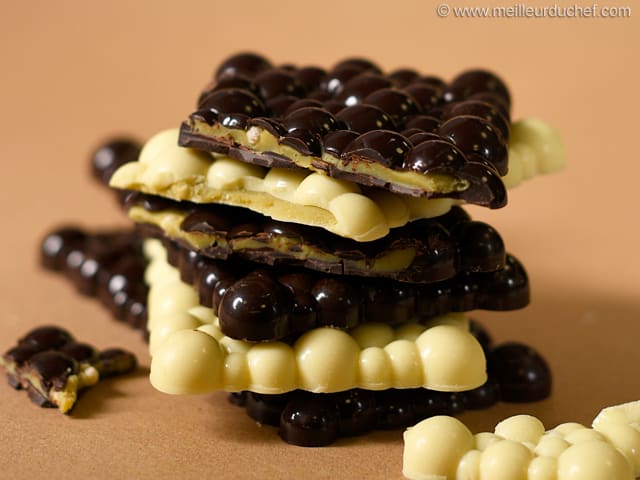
[32,52,564,445]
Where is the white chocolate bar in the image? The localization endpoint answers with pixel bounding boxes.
[110,120,563,242]
[502,118,565,189]
[403,401,640,479]
[144,240,487,395]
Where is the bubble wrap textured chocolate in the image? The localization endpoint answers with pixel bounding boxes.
[144,240,487,395]
[151,235,528,342]
[402,400,640,479]
[180,54,564,207]
[181,113,563,207]
[1,326,136,413]
[126,195,507,283]
[111,121,562,241]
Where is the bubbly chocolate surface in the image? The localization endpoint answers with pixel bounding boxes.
[228,322,551,447]
[91,138,141,185]
[122,190,506,283]
[159,238,529,342]
[180,53,511,207]
[1,325,137,413]
[40,227,149,336]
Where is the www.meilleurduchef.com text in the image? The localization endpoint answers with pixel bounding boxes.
[435,3,632,18]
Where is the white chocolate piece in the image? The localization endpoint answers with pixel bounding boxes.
[534,436,570,458]
[110,128,455,242]
[416,324,486,392]
[145,242,487,395]
[593,401,640,474]
[475,432,503,451]
[206,156,266,190]
[246,342,297,393]
[503,119,565,189]
[149,329,224,395]
[479,440,532,480]
[403,401,640,480]
[527,456,557,480]
[557,441,632,480]
[403,416,475,480]
[191,117,564,196]
[111,120,564,241]
[495,415,546,445]
[293,173,360,208]
[456,449,482,479]
[328,192,390,240]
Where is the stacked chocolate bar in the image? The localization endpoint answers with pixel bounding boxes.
[44,53,564,444]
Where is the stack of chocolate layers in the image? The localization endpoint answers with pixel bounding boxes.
[91,53,562,446]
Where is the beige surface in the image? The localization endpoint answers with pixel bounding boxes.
[0,1,639,478]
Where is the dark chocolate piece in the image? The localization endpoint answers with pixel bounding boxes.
[488,342,552,402]
[159,238,528,342]
[0,325,136,413]
[228,327,551,446]
[180,53,512,208]
[40,227,149,336]
[443,69,511,109]
[214,52,272,81]
[91,138,141,185]
[124,191,506,283]
[199,88,267,118]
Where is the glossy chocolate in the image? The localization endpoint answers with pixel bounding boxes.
[159,238,528,342]
[228,333,551,446]
[335,104,397,134]
[40,226,149,335]
[443,69,511,108]
[214,52,272,81]
[199,88,267,117]
[442,99,510,141]
[91,138,141,185]
[336,73,394,107]
[438,115,508,176]
[1,325,136,412]
[363,88,422,126]
[254,68,305,100]
[180,54,512,207]
[283,107,341,136]
[218,270,295,341]
[341,130,412,168]
[125,191,507,283]
[489,342,552,402]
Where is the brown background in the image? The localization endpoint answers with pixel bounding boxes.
[1,1,639,478]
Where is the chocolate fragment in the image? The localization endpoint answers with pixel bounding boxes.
[489,342,552,402]
[0,325,136,413]
[40,226,149,336]
[442,69,511,109]
[180,53,513,207]
[229,329,551,446]
[125,191,506,283]
[214,52,272,81]
[158,238,528,342]
[91,138,141,185]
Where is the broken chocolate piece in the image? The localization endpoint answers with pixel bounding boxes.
[179,53,516,207]
[158,238,528,342]
[123,191,506,283]
[0,325,137,413]
[40,227,149,335]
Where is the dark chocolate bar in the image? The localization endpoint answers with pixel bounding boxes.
[160,238,529,342]
[228,323,551,447]
[0,325,137,413]
[180,53,511,207]
[40,227,149,336]
[123,191,506,283]
[91,138,141,186]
